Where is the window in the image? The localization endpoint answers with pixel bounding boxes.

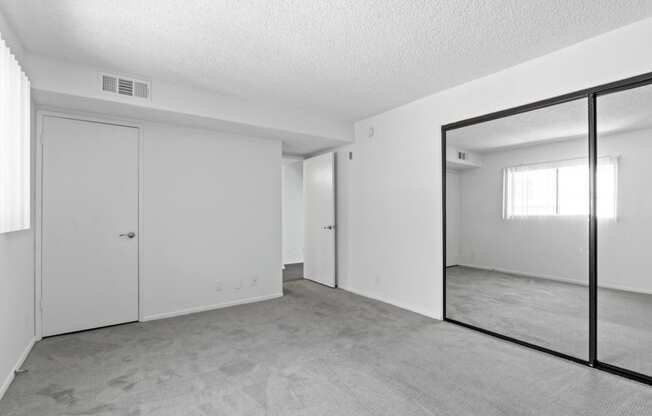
[0,34,31,233]
[503,157,617,219]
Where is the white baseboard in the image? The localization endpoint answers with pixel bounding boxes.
[457,263,652,295]
[0,337,36,401]
[142,293,284,321]
[339,285,441,320]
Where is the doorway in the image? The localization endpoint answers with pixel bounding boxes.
[282,157,304,282]
[281,152,336,287]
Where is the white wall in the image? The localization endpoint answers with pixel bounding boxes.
[343,16,652,319]
[445,171,460,266]
[0,13,34,400]
[282,159,303,264]
[335,147,354,290]
[142,122,282,320]
[0,216,34,398]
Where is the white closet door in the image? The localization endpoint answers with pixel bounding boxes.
[42,116,139,336]
[303,152,336,287]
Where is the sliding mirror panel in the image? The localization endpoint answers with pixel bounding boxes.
[445,98,590,359]
[597,83,652,378]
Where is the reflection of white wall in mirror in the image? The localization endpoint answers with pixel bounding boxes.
[457,129,652,294]
[446,171,461,266]
[0,35,31,234]
[282,159,304,264]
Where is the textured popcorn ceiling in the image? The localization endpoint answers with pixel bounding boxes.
[3,0,652,121]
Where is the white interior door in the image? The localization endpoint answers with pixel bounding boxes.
[303,152,336,287]
[42,116,139,336]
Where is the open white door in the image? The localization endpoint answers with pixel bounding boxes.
[303,152,336,287]
[42,116,139,336]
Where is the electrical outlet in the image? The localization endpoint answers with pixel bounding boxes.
[215,281,222,292]
[250,276,259,287]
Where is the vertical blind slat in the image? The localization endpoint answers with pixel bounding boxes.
[0,34,30,233]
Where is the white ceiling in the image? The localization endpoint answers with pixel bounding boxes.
[448,82,652,152]
[2,1,652,122]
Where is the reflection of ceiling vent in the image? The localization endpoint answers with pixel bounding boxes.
[457,151,467,161]
[100,73,150,99]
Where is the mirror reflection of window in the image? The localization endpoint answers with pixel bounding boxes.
[502,157,617,219]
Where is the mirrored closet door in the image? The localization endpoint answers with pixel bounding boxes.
[445,98,590,360]
[597,82,652,379]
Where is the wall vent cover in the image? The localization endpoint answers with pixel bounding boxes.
[102,74,117,93]
[118,78,133,96]
[100,73,150,100]
[133,81,149,98]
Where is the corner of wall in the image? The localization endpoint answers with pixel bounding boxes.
[0,337,36,400]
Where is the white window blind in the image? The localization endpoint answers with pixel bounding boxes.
[503,157,617,219]
[0,34,30,233]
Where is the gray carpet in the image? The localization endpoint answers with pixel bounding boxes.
[283,263,303,282]
[447,265,652,375]
[2,280,652,416]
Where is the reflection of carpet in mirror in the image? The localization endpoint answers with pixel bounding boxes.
[447,265,652,375]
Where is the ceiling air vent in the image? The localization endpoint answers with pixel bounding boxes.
[118,78,134,96]
[100,73,150,100]
[133,81,149,98]
[102,74,117,93]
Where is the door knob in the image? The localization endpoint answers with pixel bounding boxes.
[322,225,334,230]
[120,232,136,239]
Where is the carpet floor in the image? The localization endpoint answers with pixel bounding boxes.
[2,279,651,415]
[447,265,652,376]
[283,263,304,282]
